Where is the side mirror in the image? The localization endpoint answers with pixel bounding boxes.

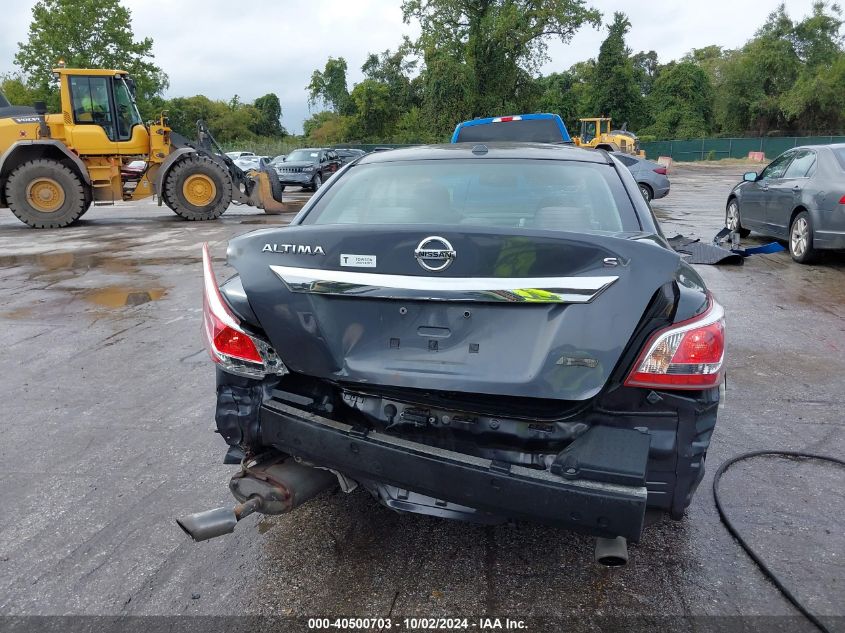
[743,171,758,182]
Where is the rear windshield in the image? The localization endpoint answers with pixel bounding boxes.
[456,119,565,143]
[833,148,845,170]
[302,159,640,233]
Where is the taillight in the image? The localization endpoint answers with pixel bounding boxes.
[202,243,286,379]
[493,115,521,123]
[624,297,725,390]
[838,194,845,204]
[653,167,667,175]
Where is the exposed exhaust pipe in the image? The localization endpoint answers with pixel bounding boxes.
[594,536,628,567]
[176,497,262,542]
[176,457,337,542]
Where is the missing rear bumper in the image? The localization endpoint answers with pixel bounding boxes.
[259,399,649,541]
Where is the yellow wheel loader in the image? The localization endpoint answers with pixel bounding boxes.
[0,67,285,228]
[573,117,645,158]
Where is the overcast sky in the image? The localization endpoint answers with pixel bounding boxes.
[0,0,825,133]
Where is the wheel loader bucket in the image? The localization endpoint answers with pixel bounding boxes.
[247,165,286,215]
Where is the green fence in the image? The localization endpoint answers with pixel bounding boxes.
[640,136,845,162]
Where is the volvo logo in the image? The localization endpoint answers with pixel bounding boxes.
[414,236,456,272]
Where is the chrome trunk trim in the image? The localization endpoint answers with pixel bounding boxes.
[269,265,618,303]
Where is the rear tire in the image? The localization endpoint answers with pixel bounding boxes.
[638,183,653,202]
[789,210,817,264]
[5,159,86,228]
[164,154,232,221]
[725,198,751,238]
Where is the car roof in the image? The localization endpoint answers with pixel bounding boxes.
[357,142,610,165]
[451,113,571,143]
[789,143,844,152]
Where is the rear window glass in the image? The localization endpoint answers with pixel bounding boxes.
[456,119,565,143]
[302,159,640,234]
[832,148,845,170]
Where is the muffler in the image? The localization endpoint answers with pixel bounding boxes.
[594,536,628,567]
[176,456,337,542]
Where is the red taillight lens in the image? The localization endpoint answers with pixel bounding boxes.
[624,298,725,390]
[203,297,263,364]
[653,167,667,175]
[838,194,845,204]
[201,243,262,365]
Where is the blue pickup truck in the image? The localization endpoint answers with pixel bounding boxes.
[451,113,571,144]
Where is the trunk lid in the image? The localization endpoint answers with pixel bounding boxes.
[228,225,681,401]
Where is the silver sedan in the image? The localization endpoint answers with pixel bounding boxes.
[725,144,845,263]
[612,152,670,202]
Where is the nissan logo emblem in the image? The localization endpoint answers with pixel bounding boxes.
[414,236,456,272]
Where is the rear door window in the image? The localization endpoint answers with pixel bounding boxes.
[832,148,845,170]
[614,154,638,167]
[783,150,816,178]
[302,159,640,233]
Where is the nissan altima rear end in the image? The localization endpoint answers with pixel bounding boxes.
[177,143,725,564]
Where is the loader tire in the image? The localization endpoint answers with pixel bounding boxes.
[5,159,87,228]
[78,190,93,218]
[164,155,232,221]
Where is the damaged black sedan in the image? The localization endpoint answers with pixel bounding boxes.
[178,143,725,565]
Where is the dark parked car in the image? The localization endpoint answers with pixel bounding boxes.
[611,152,670,202]
[180,143,725,565]
[335,148,366,165]
[726,144,845,263]
[275,147,341,191]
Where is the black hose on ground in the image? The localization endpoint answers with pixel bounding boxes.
[713,450,845,633]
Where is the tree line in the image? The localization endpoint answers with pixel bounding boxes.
[4,0,845,148]
[303,1,845,143]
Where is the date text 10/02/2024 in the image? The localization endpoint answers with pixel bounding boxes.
[306,618,528,630]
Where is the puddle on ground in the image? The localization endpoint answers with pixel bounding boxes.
[1,285,168,319]
[0,306,35,320]
[0,251,200,275]
[82,286,167,308]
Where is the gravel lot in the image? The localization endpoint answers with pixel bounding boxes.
[0,168,843,632]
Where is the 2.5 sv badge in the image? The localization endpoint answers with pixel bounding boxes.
[262,243,325,255]
[414,236,456,272]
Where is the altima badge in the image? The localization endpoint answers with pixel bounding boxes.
[262,244,325,255]
[414,236,456,272]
